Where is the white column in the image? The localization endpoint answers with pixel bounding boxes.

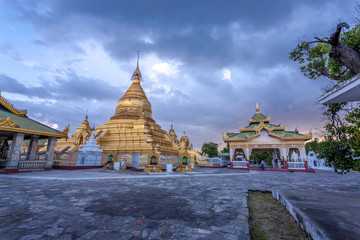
[28,135,40,160]
[245,148,250,160]
[302,147,307,161]
[6,133,25,169]
[45,137,57,169]
[282,148,287,160]
[229,148,233,161]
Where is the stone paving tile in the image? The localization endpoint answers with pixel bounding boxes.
[0,168,359,240]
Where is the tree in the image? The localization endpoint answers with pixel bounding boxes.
[201,142,218,157]
[290,19,360,173]
[305,138,321,154]
[250,151,272,165]
[289,23,360,82]
[221,146,229,153]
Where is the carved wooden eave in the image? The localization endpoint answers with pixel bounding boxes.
[0,91,27,116]
[0,124,69,138]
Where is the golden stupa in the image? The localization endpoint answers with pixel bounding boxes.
[47,114,94,153]
[95,58,180,170]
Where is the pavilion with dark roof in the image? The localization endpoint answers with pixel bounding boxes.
[0,90,68,173]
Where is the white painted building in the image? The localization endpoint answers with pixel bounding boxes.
[319,73,360,104]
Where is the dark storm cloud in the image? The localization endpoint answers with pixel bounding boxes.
[1,0,356,148]
[0,73,122,101]
[3,0,352,70]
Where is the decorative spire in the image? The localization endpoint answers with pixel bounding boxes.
[256,103,260,114]
[132,50,142,80]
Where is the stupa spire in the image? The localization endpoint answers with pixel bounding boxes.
[256,103,260,114]
[132,50,142,80]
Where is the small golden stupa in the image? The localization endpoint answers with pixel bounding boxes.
[53,114,93,153]
[95,57,179,170]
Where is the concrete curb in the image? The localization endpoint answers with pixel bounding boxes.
[272,190,329,240]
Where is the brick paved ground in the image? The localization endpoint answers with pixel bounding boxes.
[0,168,359,240]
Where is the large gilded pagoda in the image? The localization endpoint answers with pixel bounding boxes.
[95,58,181,171]
[223,103,312,169]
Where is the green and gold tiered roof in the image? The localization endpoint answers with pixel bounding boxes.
[0,90,68,139]
[223,103,312,142]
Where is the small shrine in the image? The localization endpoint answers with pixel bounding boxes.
[76,132,103,166]
[176,131,194,172]
[55,114,94,153]
[223,103,312,170]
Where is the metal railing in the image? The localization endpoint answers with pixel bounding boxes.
[18,160,46,171]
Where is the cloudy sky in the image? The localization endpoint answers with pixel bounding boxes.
[0,0,357,150]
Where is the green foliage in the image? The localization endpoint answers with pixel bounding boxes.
[201,142,218,157]
[315,103,360,173]
[290,22,360,173]
[221,146,229,153]
[305,138,321,155]
[289,24,360,82]
[250,151,272,165]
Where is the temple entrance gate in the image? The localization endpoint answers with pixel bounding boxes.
[223,104,312,171]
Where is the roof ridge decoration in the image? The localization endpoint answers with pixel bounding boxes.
[223,104,312,142]
[56,124,70,139]
[0,90,27,116]
[0,116,19,128]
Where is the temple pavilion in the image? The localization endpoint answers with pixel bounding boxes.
[0,91,68,173]
[94,58,197,172]
[223,104,312,170]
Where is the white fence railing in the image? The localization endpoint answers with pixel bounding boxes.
[232,161,248,168]
[288,162,305,169]
[18,161,47,171]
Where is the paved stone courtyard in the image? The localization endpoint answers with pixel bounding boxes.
[0,168,359,240]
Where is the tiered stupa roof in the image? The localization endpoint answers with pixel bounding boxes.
[95,58,178,156]
[111,59,154,122]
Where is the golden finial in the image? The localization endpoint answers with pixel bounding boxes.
[256,103,260,114]
[132,50,142,80]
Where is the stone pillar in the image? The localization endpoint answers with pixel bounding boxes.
[302,147,307,161]
[229,148,233,161]
[6,133,25,169]
[45,137,57,169]
[27,135,40,161]
[245,148,250,160]
[282,148,287,161]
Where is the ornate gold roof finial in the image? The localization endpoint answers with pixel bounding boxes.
[256,103,260,114]
[132,50,142,80]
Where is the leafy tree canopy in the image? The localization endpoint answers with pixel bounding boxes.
[289,23,360,83]
[201,142,218,157]
[250,151,272,165]
[290,18,360,173]
[221,146,229,153]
